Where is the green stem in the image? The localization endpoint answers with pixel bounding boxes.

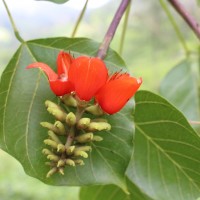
[159,0,190,56]
[71,0,89,37]
[119,2,131,55]
[2,0,24,43]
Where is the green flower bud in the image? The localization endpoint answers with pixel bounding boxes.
[66,159,75,166]
[75,146,92,152]
[74,150,88,158]
[47,107,67,122]
[47,154,59,162]
[40,122,60,134]
[42,148,54,156]
[75,132,93,143]
[54,121,66,135]
[74,159,85,165]
[45,100,61,110]
[57,159,65,167]
[58,167,65,175]
[77,118,91,129]
[48,130,62,144]
[88,122,111,131]
[45,162,55,166]
[57,144,66,153]
[92,135,103,142]
[46,167,57,178]
[66,145,75,155]
[61,94,77,107]
[86,104,104,116]
[66,112,76,126]
[44,139,58,149]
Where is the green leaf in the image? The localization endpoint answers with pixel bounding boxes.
[79,178,153,200]
[160,59,200,130]
[0,37,133,190]
[35,0,69,4]
[127,90,200,200]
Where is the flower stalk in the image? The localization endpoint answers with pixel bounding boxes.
[97,0,131,59]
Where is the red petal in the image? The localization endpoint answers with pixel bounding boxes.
[69,56,108,101]
[26,62,74,96]
[26,63,58,81]
[49,80,74,96]
[57,51,73,77]
[95,75,142,114]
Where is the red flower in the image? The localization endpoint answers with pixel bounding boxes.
[26,51,74,96]
[68,56,108,101]
[95,72,142,114]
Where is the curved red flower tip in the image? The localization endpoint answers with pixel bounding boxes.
[95,72,142,114]
[26,51,74,96]
[69,56,108,101]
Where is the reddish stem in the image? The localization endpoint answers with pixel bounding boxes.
[168,0,200,40]
[97,0,131,59]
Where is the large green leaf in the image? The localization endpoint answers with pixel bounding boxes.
[160,59,200,130]
[35,0,69,4]
[0,37,133,191]
[79,178,153,200]
[127,90,200,200]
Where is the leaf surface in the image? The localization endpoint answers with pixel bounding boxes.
[80,178,153,200]
[127,90,200,200]
[160,59,200,130]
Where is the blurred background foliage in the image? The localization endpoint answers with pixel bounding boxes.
[0,0,199,199]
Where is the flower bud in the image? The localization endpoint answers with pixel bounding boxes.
[74,159,84,165]
[57,159,65,167]
[66,159,75,166]
[66,145,75,155]
[47,107,67,122]
[48,130,62,144]
[44,139,58,149]
[47,154,59,162]
[88,122,111,131]
[93,135,103,142]
[86,104,104,116]
[75,146,92,152]
[42,148,54,156]
[75,132,93,143]
[40,122,60,134]
[61,94,77,107]
[77,118,91,129]
[45,100,61,110]
[57,144,66,153]
[58,167,65,175]
[46,167,57,178]
[54,121,66,135]
[45,162,55,166]
[66,112,76,126]
[74,150,88,158]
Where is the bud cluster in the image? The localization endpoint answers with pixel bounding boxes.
[41,94,111,178]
